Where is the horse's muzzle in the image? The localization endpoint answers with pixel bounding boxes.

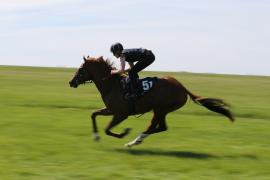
[69,80,78,88]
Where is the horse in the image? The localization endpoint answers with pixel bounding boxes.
[69,56,234,147]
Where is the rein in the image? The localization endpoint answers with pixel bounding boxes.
[83,80,94,85]
[134,113,144,118]
[101,75,114,81]
[83,75,114,85]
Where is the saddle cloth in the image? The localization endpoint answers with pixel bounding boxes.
[120,76,157,100]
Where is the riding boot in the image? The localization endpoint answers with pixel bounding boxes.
[127,71,140,100]
[128,81,140,101]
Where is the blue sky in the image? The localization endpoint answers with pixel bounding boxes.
[0,0,269,75]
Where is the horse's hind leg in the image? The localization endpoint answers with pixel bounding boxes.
[144,112,167,134]
[125,111,167,147]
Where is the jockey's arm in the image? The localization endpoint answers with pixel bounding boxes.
[128,62,134,68]
[111,57,127,75]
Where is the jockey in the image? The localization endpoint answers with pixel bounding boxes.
[110,42,155,99]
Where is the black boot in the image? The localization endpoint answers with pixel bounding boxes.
[129,88,140,101]
[125,81,140,101]
[126,71,140,101]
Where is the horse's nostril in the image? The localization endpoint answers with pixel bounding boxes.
[69,80,78,88]
[69,81,75,87]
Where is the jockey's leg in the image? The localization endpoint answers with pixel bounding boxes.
[128,70,139,91]
[132,50,155,73]
[91,108,113,141]
[129,54,155,92]
[127,70,140,100]
[105,114,130,138]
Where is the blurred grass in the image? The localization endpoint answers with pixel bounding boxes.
[0,65,270,180]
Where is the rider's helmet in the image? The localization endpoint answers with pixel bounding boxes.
[110,42,123,54]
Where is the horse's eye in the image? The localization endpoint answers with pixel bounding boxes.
[79,68,84,74]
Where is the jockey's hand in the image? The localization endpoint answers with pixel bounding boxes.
[111,69,121,75]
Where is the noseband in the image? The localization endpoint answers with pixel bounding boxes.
[81,75,114,86]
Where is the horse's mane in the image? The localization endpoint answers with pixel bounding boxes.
[85,56,116,71]
[84,56,126,80]
[96,56,127,79]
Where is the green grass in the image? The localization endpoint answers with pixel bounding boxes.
[0,65,270,180]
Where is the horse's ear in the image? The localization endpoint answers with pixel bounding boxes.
[97,56,103,61]
[83,56,87,62]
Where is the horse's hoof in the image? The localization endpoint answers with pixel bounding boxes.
[124,140,142,148]
[119,128,132,138]
[124,143,133,148]
[93,134,100,141]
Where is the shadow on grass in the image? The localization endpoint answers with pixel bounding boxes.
[115,148,217,159]
[114,149,259,160]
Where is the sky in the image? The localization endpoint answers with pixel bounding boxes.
[0,0,269,75]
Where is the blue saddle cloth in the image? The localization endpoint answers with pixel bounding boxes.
[120,76,157,100]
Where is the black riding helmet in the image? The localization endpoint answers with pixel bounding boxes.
[110,42,123,54]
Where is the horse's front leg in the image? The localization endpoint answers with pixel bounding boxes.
[105,114,131,138]
[91,107,113,141]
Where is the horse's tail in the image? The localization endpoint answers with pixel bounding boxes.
[184,88,235,122]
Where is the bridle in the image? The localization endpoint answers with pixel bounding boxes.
[74,60,123,86]
[79,73,115,86]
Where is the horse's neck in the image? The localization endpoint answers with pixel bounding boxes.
[94,76,119,98]
[89,61,121,98]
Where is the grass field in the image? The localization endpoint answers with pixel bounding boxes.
[0,65,270,180]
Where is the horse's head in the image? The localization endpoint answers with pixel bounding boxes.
[69,57,92,88]
[69,56,112,88]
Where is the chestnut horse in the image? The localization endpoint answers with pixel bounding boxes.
[69,56,234,147]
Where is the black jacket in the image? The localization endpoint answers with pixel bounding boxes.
[122,48,149,62]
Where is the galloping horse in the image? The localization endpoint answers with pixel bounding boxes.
[69,56,234,147]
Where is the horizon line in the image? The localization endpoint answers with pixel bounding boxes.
[1,64,269,77]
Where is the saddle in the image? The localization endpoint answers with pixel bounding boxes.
[120,76,157,101]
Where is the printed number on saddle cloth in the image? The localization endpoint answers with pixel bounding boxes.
[142,80,153,91]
